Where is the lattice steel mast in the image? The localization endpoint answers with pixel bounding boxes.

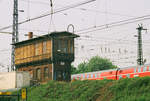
[11,0,19,71]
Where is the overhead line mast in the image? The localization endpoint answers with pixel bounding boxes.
[136,24,147,66]
[11,0,18,71]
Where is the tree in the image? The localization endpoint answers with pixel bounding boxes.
[77,62,88,73]
[71,65,77,74]
[87,56,117,72]
[72,56,117,74]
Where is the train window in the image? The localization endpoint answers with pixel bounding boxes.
[72,76,74,80]
[91,74,93,78]
[95,74,97,78]
[143,67,147,72]
[134,68,136,73]
[126,74,130,78]
[119,75,122,80]
[87,74,89,79]
[82,75,85,79]
[138,68,141,72]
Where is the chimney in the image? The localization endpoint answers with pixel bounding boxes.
[28,32,33,39]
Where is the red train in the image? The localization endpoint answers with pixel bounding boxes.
[71,64,150,80]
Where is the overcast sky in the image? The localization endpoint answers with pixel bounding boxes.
[0,0,150,71]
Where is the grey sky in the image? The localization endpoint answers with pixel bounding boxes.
[0,0,150,71]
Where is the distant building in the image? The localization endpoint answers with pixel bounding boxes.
[14,31,79,82]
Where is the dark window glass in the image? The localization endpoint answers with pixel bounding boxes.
[36,68,41,81]
[70,40,73,53]
[57,39,69,53]
[44,67,49,79]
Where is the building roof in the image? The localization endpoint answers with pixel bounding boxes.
[14,31,79,46]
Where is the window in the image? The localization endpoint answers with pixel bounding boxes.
[63,40,66,53]
[138,68,141,72]
[36,68,41,81]
[82,74,85,79]
[143,67,147,72]
[126,74,130,78]
[87,74,89,79]
[119,75,122,80]
[57,39,69,53]
[70,40,73,53]
[91,74,93,78]
[57,40,61,52]
[95,74,97,78]
[35,43,39,55]
[134,68,136,73]
[44,67,49,79]
[43,41,47,54]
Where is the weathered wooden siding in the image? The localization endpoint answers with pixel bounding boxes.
[15,40,52,65]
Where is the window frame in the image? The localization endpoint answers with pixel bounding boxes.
[36,68,41,81]
[35,43,39,55]
[43,41,47,54]
[44,67,49,79]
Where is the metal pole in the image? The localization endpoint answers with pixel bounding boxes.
[11,0,19,71]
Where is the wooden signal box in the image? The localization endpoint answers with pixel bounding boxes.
[14,31,79,82]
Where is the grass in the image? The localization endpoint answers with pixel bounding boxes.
[109,77,150,101]
[27,80,111,101]
[19,77,150,101]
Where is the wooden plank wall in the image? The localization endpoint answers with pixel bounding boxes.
[15,40,52,65]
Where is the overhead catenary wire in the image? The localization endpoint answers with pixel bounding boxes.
[21,0,49,5]
[75,14,150,34]
[0,0,96,31]
[80,8,135,17]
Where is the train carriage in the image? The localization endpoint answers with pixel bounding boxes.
[71,64,150,81]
